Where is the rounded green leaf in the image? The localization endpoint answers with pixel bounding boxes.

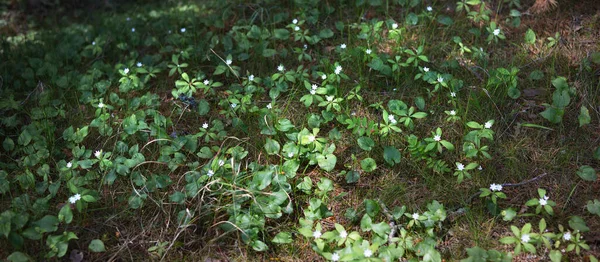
[577,165,597,181]
[272,232,292,244]
[360,158,377,172]
[89,239,106,252]
[357,136,375,151]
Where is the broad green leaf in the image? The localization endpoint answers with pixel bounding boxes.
[89,239,106,252]
[7,252,31,262]
[576,165,597,181]
[272,232,293,244]
[58,205,73,224]
[319,29,334,38]
[3,137,14,151]
[264,138,280,155]
[371,222,391,237]
[364,199,380,217]
[345,170,360,184]
[197,99,210,115]
[587,199,600,216]
[383,146,401,166]
[568,216,589,232]
[357,136,375,151]
[317,154,337,172]
[33,215,59,233]
[273,29,290,40]
[524,28,536,44]
[579,106,591,127]
[360,158,377,172]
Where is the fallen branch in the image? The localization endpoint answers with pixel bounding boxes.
[376,199,399,245]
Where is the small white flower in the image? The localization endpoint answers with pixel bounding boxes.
[434,135,441,141]
[456,163,465,171]
[294,26,300,31]
[94,150,102,158]
[277,64,285,72]
[521,234,530,243]
[225,59,232,65]
[292,18,298,24]
[207,170,214,177]
[311,84,318,90]
[248,75,254,81]
[561,249,565,253]
[484,121,493,129]
[543,195,549,200]
[123,68,129,75]
[539,198,547,206]
[412,213,419,220]
[423,67,429,72]
[331,253,340,261]
[231,103,237,108]
[478,165,483,170]
[490,183,503,192]
[310,90,316,95]
[493,29,500,36]
[218,159,225,166]
[202,122,208,129]
[321,74,327,80]
[98,102,105,108]
[392,23,398,29]
[168,30,172,34]
[450,92,456,97]
[136,62,142,67]
[203,79,210,85]
[92,41,96,46]
[364,249,372,258]
[66,162,72,168]
[68,194,81,204]
[308,135,316,142]
[180,27,186,33]
[266,103,272,109]
[563,232,572,241]
[287,152,294,158]
[366,49,372,54]
[334,65,343,75]
[437,77,444,83]
[303,44,308,50]
[388,114,396,122]
[427,6,433,11]
[313,230,321,239]
[131,28,135,32]
[340,43,346,49]
[449,110,456,116]
[126,17,131,21]
[339,230,347,239]
[326,96,334,102]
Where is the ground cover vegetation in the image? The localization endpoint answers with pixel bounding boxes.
[1,0,599,261]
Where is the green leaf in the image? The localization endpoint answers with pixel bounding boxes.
[273,29,290,40]
[251,240,268,251]
[272,232,293,244]
[568,216,589,232]
[576,165,597,181]
[33,215,59,233]
[371,222,391,237]
[360,214,372,231]
[540,106,562,124]
[587,199,600,216]
[89,239,106,252]
[264,138,280,155]
[549,250,562,262]
[578,106,591,127]
[3,137,15,151]
[357,136,375,151]
[364,199,380,217]
[58,205,73,224]
[197,99,210,115]
[317,154,337,172]
[406,12,418,25]
[383,146,402,166]
[501,208,517,221]
[345,170,360,184]
[524,28,536,44]
[360,158,377,172]
[507,86,521,99]
[7,252,31,262]
[415,96,426,110]
[592,52,600,64]
[253,170,273,190]
[319,29,334,38]
[436,15,454,26]
[528,70,544,80]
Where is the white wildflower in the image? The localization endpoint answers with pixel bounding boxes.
[326,96,334,102]
[521,234,530,243]
[539,198,547,206]
[311,84,318,90]
[180,28,186,33]
[231,103,237,108]
[266,103,272,109]
[136,62,142,67]
[218,160,225,166]
[392,23,398,29]
[68,194,81,204]
[66,162,72,168]
[484,121,493,129]
[490,183,503,192]
[434,135,441,142]
[313,230,321,239]
[478,165,483,170]
[331,253,340,261]
[294,26,300,31]
[203,79,210,85]
[437,77,444,83]
[427,6,433,11]
[287,152,294,158]
[92,41,96,46]
[456,163,465,171]
[450,92,456,97]
[321,74,327,80]
[449,110,456,116]
[202,122,208,129]
[98,102,105,108]
[340,43,346,49]
[563,232,572,241]
[310,90,316,95]
[123,68,129,75]
[412,213,419,220]
[292,18,298,24]
[334,65,342,75]
[277,64,285,72]
[308,135,316,142]
[493,29,500,36]
[423,67,429,72]
[131,28,135,32]
[364,249,372,258]
[207,170,214,177]
[248,75,254,81]
[366,49,372,54]
[94,150,102,158]
[339,230,347,239]
[225,59,232,65]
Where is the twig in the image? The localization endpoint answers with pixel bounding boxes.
[376,199,398,245]
[502,173,547,187]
